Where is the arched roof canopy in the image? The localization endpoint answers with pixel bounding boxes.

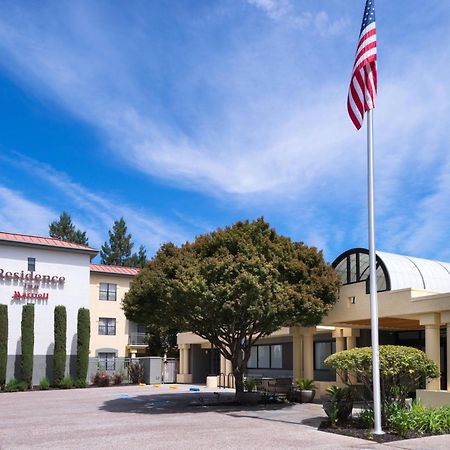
[332,248,450,293]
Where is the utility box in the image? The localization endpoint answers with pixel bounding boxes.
[139,357,162,384]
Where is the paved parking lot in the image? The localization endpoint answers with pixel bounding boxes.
[1,384,450,449]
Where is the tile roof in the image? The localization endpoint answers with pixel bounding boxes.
[90,264,140,276]
[0,231,98,254]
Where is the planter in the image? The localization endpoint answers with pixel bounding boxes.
[291,389,316,403]
[236,391,261,405]
[322,394,353,422]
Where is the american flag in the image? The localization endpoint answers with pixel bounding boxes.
[347,0,377,130]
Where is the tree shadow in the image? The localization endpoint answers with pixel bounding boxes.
[99,391,297,417]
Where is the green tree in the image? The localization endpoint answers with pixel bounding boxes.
[100,218,146,267]
[123,218,340,392]
[21,304,35,389]
[49,212,89,246]
[128,245,148,268]
[76,308,90,384]
[53,306,67,386]
[0,304,7,388]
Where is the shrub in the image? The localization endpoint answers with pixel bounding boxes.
[53,306,67,386]
[58,376,73,389]
[73,378,87,388]
[16,381,29,391]
[5,378,18,392]
[127,362,144,384]
[0,304,7,388]
[112,372,124,385]
[243,378,257,392]
[325,345,439,409]
[295,378,316,390]
[323,385,353,426]
[76,308,90,385]
[39,377,50,390]
[93,371,110,387]
[21,304,35,389]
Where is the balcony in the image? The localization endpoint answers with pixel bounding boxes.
[128,332,147,346]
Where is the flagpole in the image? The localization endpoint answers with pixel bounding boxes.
[367,108,383,434]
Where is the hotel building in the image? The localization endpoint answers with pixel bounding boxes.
[0,231,144,385]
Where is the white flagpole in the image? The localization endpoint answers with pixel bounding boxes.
[367,108,383,434]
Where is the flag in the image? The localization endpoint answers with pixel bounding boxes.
[347,0,377,130]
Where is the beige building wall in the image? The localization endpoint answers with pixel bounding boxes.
[90,269,143,358]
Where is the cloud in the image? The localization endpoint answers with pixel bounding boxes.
[0,186,55,235]
[0,153,190,253]
[247,0,350,36]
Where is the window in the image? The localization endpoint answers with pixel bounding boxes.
[98,352,115,371]
[99,283,117,301]
[247,344,284,369]
[314,341,336,370]
[28,257,36,272]
[271,344,283,369]
[99,318,116,335]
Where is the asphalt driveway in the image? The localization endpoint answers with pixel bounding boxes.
[1,384,449,449]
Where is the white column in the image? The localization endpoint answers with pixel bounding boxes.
[302,330,314,380]
[332,328,346,385]
[420,313,441,391]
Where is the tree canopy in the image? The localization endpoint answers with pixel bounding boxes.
[123,218,340,391]
[100,218,147,267]
[49,212,89,246]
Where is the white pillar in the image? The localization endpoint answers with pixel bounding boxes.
[420,313,441,391]
[303,331,314,380]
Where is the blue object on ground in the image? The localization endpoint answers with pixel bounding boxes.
[189,387,201,392]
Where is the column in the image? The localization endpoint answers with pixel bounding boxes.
[302,329,314,380]
[177,344,192,383]
[344,328,360,384]
[291,328,303,380]
[441,311,450,392]
[332,328,346,384]
[420,313,441,391]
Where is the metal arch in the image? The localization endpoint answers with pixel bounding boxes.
[332,247,391,291]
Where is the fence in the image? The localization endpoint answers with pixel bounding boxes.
[91,356,178,385]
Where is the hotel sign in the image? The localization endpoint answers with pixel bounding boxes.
[0,268,66,304]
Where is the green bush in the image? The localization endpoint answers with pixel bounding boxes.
[325,345,439,408]
[76,308,90,384]
[16,380,29,391]
[53,305,67,386]
[295,378,316,390]
[385,401,450,437]
[5,378,18,392]
[39,377,50,390]
[58,376,73,389]
[73,378,87,388]
[0,304,7,388]
[21,304,35,389]
[127,362,144,384]
[93,371,110,387]
[112,372,124,385]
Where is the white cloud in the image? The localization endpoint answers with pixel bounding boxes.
[0,154,190,253]
[0,186,55,235]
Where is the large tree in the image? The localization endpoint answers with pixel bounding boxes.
[123,218,340,392]
[49,212,89,246]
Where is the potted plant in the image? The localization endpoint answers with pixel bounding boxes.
[322,385,353,425]
[293,378,316,403]
[236,378,261,405]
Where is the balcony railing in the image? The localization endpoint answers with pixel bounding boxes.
[128,332,147,345]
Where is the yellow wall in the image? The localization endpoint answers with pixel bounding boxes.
[89,272,134,357]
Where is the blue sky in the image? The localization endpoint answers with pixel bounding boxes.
[0,0,449,263]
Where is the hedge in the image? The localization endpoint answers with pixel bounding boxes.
[53,305,67,386]
[76,308,90,383]
[21,304,35,388]
[0,304,7,388]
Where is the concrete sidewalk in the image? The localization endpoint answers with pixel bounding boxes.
[0,384,449,449]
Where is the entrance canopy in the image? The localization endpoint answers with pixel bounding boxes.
[332,248,450,293]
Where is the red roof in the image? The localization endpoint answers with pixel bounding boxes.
[90,264,140,276]
[0,231,98,254]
